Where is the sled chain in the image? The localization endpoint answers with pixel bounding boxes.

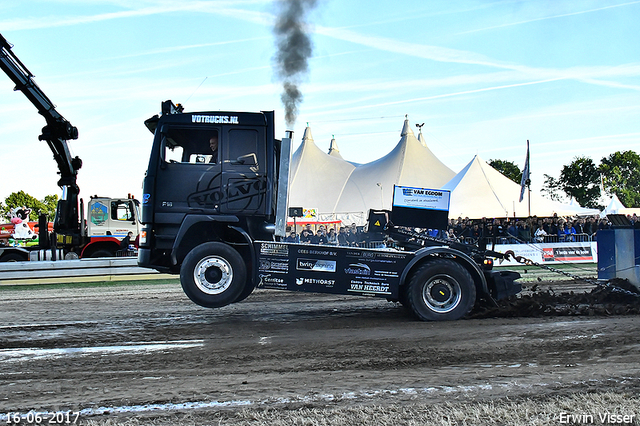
[502,250,640,298]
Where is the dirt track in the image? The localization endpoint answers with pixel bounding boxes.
[1,280,639,423]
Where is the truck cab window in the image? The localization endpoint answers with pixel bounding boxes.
[164,143,184,163]
[228,129,259,167]
[111,201,134,221]
[162,128,219,164]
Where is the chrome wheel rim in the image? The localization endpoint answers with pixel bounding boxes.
[193,256,233,295]
[422,274,462,313]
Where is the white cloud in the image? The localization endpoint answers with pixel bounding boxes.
[453,0,640,36]
[0,0,271,31]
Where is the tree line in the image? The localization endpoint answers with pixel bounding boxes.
[1,191,58,222]
[489,150,640,210]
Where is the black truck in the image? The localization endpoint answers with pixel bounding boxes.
[138,101,521,321]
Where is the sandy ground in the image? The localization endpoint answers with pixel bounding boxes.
[0,278,639,424]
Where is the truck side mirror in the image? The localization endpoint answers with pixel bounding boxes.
[231,153,257,166]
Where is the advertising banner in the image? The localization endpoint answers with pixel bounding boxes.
[255,242,411,298]
[391,186,450,230]
[493,241,598,266]
[392,186,450,211]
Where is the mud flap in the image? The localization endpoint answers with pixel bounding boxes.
[484,270,522,300]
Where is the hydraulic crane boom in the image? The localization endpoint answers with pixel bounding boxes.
[0,33,82,245]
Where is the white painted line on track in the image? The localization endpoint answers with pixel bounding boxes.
[0,340,204,362]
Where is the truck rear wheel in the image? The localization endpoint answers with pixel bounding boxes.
[0,252,27,262]
[90,249,114,258]
[180,242,247,308]
[407,258,476,321]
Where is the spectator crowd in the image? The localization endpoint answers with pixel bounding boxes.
[285,213,640,247]
[445,213,640,245]
[285,223,374,247]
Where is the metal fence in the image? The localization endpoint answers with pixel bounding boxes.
[462,233,594,245]
[0,257,171,285]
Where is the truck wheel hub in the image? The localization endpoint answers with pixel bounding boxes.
[430,282,451,302]
[423,275,461,313]
[194,256,233,295]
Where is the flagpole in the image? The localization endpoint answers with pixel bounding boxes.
[528,176,531,217]
[527,140,531,217]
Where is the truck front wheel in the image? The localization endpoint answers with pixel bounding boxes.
[180,242,247,308]
[406,258,476,321]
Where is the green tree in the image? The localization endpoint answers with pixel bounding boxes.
[42,194,59,220]
[599,150,640,208]
[541,173,564,202]
[488,159,522,184]
[541,157,602,208]
[559,156,602,209]
[4,191,59,221]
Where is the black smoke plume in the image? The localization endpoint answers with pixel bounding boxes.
[273,0,318,128]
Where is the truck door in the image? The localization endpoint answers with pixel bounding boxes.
[109,199,138,237]
[87,198,138,238]
[220,127,268,216]
[154,126,223,217]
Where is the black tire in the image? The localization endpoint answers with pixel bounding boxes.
[1,253,27,262]
[233,279,256,304]
[406,258,476,321]
[180,242,247,308]
[90,249,115,258]
[398,285,410,308]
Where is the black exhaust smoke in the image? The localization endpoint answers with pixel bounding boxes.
[273,0,318,128]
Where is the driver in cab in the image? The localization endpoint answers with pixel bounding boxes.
[209,135,218,163]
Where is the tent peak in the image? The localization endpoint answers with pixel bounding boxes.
[329,135,340,153]
[328,135,346,160]
[401,115,415,137]
[302,124,313,142]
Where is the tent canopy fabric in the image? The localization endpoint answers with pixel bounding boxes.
[333,118,455,213]
[442,155,600,219]
[288,126,356,212]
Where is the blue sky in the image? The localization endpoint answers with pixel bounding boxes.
[1,0,639,203]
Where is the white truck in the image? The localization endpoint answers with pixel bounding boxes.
[0,195,140,261]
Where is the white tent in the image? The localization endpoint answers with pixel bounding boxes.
[327,135,360,167]
[442,155,600,219]
[288,126,356,213]
[333,118,455,213]
[600,194,626,217]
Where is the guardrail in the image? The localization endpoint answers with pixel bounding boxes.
[0,258,174,285]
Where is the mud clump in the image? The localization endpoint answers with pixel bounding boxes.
[470,278,640,319]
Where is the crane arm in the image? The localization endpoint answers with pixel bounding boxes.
[0,33,82,242]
